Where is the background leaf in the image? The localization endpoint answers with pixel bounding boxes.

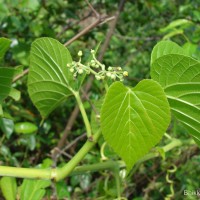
[0,177,17,200]
[14,122,38,134]
[19,179,51,200]
[0,38,11,61]
[0,118,14,138]
[151,41,200,142]
[28,37,75,118]
[0,67,20,116]
[151,41,186,65]
[160,19,193,33]
[100,80,170,171]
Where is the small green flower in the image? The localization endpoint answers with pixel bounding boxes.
[111,74,116,80]
[78,68,83,74]
[123,71,128,77]
[70,68,74,73]
[106,72,111,77]
[78,50,83,57]
[95,75,101,80]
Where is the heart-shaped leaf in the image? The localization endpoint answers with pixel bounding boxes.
[151,41,200,141]
[28,37,75,118]
[101,80,170,171]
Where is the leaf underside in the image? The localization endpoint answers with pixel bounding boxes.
[151,41,200,142]
[101,80,170,171]
[28,37,74,118]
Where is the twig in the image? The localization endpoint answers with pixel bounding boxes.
[64,18,100,47]
[62,133,87,152]
[52,148,73,159]
[12,68,29,82]
[56,11,93,38]
[85,0,100,18]
[98,0,126,61]
[64,0,101,46]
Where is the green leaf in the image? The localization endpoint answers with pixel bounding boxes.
[182,42,198,58]
[101,80,170,171]
[192,136,200,147]
[151,41,200,142]
[0,117,14,138]
[14,122,38,134]
[0,38,11,61]
[56,181,70,199]
[19,179,51,200]
[151,41,186,65]
[162,29,183,40]
[28,37,77,118]
[160,19,193,33]
[0,177,17,200]
[0,67,19,108]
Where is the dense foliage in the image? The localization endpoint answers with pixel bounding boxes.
[0,0,200,199]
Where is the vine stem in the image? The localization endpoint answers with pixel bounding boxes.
[74,91,92,138]
[0,137,183,181]
[56,130,101,180]
[0,130,101,180]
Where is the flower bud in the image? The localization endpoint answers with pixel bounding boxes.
[91,62,96,67]
[123,71,128,77]
[111,74,116,80]
[91,49,95,54]
[106,72,111,77]
[78,68,83,74]
[70,68,74,73]
[78,50,83,57]
[95,75,101,80]
[117,67,122,71]
[108,67,112,71]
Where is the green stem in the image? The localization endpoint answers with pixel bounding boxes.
[1,138,179,180]
[0,166,52,179]
[56,130,101,181]
[71,160,122,175]
[0,131,101,180]
[74,91,92,138]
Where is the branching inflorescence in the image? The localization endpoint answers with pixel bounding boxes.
[67,49,128,81]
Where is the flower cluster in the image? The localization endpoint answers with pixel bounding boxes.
[67,49,128,81]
